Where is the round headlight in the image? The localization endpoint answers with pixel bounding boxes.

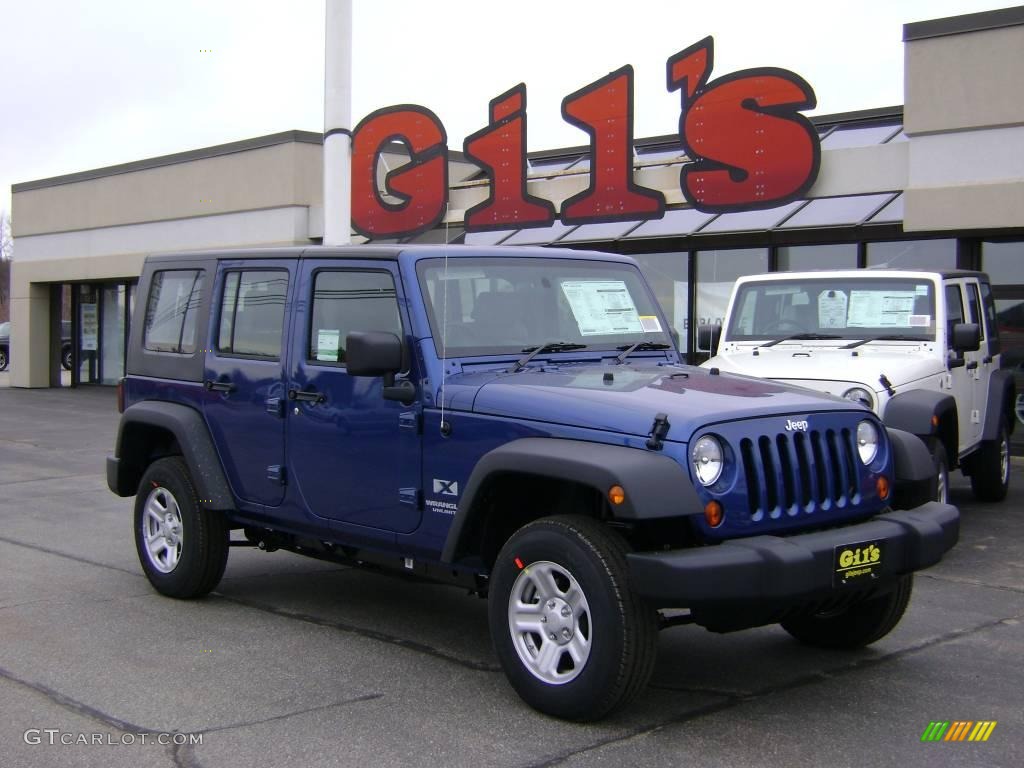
[692,435,724,486]
[843,387,875,410]
[856,420,880,464]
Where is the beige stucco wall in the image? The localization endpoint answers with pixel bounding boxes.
[905,24,1024,135]
[903,18,1024,231]
[13,141,323,238]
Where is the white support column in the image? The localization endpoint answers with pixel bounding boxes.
[323,0,353,246]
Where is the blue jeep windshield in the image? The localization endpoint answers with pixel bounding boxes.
[417,257,671,356]
[727,277,937,341]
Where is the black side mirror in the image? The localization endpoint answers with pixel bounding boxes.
[951,322,981,353]
[345,331,403,376]
[697,323,722,354]
[345,331,415,403]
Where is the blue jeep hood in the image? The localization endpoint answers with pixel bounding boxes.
[445,363,858,442]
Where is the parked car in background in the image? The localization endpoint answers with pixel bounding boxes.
[0,320,73,372]
[703,269,1015,504]
[0,322,8,371]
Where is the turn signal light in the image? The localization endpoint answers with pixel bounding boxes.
[704,500,723,527]
[117,377,126,414]
[608,485,626,506]
[876,476,890,500]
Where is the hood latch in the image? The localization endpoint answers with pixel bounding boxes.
[646,413,671,451]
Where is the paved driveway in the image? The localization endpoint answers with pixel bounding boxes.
[0,386,1021,767]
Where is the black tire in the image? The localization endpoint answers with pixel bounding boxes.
[781,574,913,649]
[930,441,949,504]
[488,515,657,721]
[61,345,73,371]
[0,346,8,372]
[133,456,229,598]
[969,422,1010,502]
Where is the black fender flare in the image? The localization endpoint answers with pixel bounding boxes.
[440,437,699,564]
[982,368,1016,440]
[883,389,957,457]
[106,401,234,509]
[887,427,937,511]
[887,428,936,484]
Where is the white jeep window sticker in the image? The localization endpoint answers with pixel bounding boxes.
[847,290,918,327]
[316,329,341,361]
[560,280,645,336]
[818,290,848,328]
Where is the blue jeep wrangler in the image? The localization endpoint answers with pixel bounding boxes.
[107,245,958,720]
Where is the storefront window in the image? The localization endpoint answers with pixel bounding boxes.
[777,243,858,271]
[100,285,126,384]
[865,239,956,270]
[632,252,689,352]
[695,248,768,359]
[981,241,1024,286]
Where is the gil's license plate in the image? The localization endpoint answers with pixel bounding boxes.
[833,540,884,586]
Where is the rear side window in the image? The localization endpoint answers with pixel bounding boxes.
[945,284,965,345]
[966,284,983,339]
[217,270,289,359]
[979,282,1000,351]
[143,270,204,353]
[309,271,402,363]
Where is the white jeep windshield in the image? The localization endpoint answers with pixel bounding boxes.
[727,277,937,342]
[417,257,671,356]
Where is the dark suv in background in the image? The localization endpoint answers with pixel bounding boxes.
[0,320,72,372]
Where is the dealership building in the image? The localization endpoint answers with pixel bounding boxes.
[9,6,1024,431]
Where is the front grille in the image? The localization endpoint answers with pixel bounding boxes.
[739,428,860,521]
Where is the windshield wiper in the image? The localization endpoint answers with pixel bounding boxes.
[759,333,841,348]
[512,342,587,372]
[614,341,671,364]
[842,335,926,349]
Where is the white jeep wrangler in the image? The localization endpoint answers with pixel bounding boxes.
[703,269,1016,503]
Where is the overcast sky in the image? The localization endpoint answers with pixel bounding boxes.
[0,0,1010,220]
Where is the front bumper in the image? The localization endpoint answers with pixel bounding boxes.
[627,502,958,608]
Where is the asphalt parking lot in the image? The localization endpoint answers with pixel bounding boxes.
[0,384,1021,768]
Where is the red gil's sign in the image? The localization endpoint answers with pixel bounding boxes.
[351,37,820,240]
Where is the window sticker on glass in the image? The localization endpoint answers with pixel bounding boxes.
[639,315,663,333]
[915,284,929,295]
[316,329,341,361]
[909,314,931,327]
[847,291,918,327]
[818,290,848,328]
[560,280,644,336]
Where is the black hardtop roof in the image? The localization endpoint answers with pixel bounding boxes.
[143,244,639,266]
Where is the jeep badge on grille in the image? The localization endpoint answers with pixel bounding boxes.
[785,419,809,432]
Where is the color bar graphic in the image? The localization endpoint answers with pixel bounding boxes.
[921,721,996,742]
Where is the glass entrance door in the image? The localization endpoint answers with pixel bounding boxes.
[73,281,135,385]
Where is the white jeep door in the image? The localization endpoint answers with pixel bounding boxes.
[944,281,980,454]
[963,281,990,448]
